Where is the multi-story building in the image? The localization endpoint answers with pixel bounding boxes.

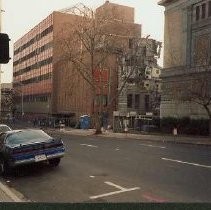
[13,2,142,121]
[158,0,211,119]
[117,38,162,116]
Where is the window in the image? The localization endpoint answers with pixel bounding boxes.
[209,39,211,65]
[95,95,107,106]
[135,94,140,109]
[127,94,133,108]
[145,95,150,112]
[202,3,206,19]
[156,69,160,75]
[209,1,211,17]
[196,6,200,21]
[129,38,133,49]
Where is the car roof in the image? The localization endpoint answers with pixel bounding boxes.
[0,124,11,127]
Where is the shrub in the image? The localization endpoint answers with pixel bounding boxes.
[160,117,209,136]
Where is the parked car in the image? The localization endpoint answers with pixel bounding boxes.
[0,124,12,134]
[0,129,65,175]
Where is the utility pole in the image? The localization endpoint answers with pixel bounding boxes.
[0,0,2,119]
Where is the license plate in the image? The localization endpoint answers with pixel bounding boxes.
[35,154,47,162]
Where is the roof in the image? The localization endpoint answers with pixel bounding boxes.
[158,0,178,6]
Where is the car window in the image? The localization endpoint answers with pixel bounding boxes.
[6,130,51,145]
[0,126,11,133]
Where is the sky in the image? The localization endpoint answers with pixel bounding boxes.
[1,0,164,83]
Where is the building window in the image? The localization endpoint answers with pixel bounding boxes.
[209,1,211,17]
[145,95,150,112]
[201,3,206,19]
[135,94,140,109]
[196,6,200,21]
[127,94,133,108]
[194,35,209,66]
[129,39,133,49]
[209,39,211,65]
[95,95,107,106]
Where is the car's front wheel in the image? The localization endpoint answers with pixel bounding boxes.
[48,158,60,167]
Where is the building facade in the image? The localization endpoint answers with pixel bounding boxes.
[13,2,143,121]
[117,38,162,116]
[159,0,211,119]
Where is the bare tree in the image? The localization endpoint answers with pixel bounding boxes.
[55,3,147,134]
[180,69,211,136]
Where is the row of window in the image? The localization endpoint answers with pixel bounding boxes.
[195,1,211,21]
[13,57,53,77]
[14,25,53,55]
[127,94,140,109]
[13,42,53,66]
[95,95,108,106]
[21,94,49,102]
[13,72,52,87]
[127,94,150,111]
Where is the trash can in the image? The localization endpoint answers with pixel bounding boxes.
[80,115,90,129]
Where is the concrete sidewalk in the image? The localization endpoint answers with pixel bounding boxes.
[0,180,24,202]
[59,128,211,146]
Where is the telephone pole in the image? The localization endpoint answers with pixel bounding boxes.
[0,0,2,119]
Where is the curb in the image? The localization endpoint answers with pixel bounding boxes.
[0,181,23,202]
[55,129,211,146]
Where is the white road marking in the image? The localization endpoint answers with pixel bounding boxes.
[105,181,126,191]
[90,181,140,200]
[140,143,166,149]
[162,158,211,169]
[115,148,120,151]
[80,144,98,148]
[89,176,95,178]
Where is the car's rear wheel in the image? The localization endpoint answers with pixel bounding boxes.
[48,158,60,167]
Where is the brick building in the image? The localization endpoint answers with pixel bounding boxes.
[13,2,142,121]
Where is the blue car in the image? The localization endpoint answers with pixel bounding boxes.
[0,129,65,175]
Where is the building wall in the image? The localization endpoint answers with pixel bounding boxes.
[159,0,211,119]
[13,14,54,117]
[163,7,186,68]
[13,2,143,120]
[96,1,135,23]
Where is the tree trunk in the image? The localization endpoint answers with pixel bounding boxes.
[93,112,102,134]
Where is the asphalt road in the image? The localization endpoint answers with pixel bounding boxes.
[1,131,211,202]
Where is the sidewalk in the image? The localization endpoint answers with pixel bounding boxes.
[59,128,211,146]
[0,180,24,202]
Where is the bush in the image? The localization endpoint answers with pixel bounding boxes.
[160,117,209,136]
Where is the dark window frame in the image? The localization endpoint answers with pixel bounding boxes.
[134,94,140,109]
[209,1,211,17]
[127,94,133,108]
[201,3,206,19]
[196,5,200,21]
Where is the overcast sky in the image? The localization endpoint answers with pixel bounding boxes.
[1,0,164,83]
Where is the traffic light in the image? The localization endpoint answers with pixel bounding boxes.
[0,33,10,64]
